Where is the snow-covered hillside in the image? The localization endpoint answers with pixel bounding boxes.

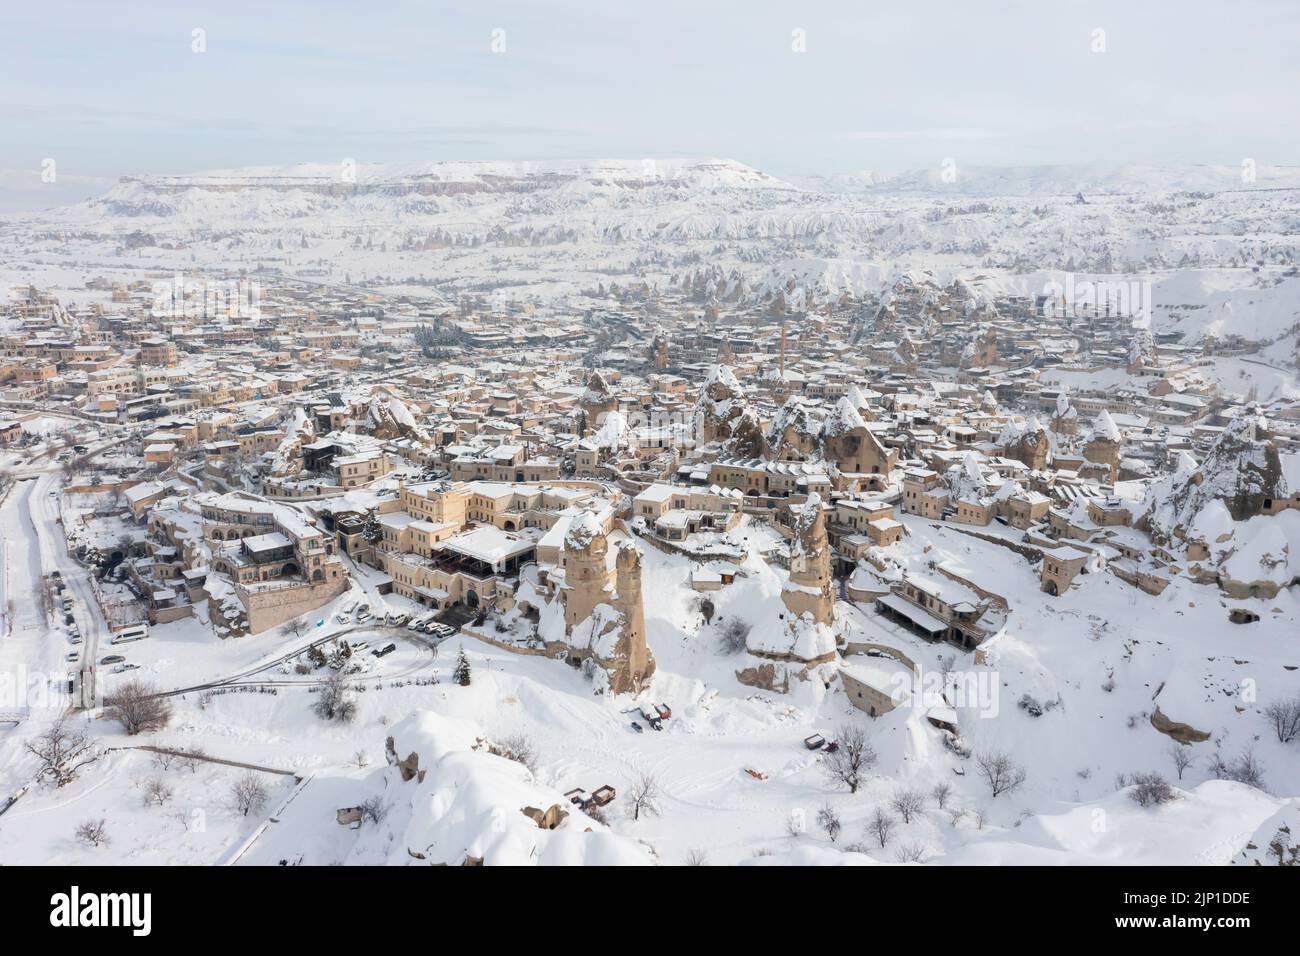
[4,158,1300,352]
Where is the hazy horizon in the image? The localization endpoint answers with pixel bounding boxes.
[3,0,1299,211]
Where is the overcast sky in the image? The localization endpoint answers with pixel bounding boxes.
[2,0,1298,210]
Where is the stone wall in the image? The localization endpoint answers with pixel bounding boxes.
[239,577,348,635]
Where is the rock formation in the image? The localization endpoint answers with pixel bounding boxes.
[782,493,834,625]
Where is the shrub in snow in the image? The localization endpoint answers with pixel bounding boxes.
[489,733,538,775]
[894,842,927,864]
[1129,772,1177,808]
[717,617,751,655]
[359,796,387,824]
[1263,697,1300,744]
[75,818,109,848]
[1018,694,1043,717]
[1209,748,1266,790]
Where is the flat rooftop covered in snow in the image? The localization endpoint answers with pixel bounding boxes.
[439,525,535,571]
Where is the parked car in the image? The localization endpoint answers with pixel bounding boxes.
[334,613,350,625]
[100,654,125,665]
[630,721,644,734]
[371,643,397,658]
[405,617,424,631]
[803,733,827,751]
[355,604,372,623]
[386,612,409,627]
[113,663,140,674]
[64,652,79,663]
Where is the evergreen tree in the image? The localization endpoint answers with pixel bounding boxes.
[453,646,471,686]
[361,507,380,544]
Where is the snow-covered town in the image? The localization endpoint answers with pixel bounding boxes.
[0,5,1298,897]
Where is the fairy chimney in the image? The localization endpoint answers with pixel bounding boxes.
[782,493,834,625]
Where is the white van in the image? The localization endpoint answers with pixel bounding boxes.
[110,624,150,644]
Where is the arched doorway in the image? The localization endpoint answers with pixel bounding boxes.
[465,590,479,608]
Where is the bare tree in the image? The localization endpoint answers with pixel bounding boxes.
[890,787,925,824]
[313,672,356,723]
[976,750,1027,798]
[1168,743,1194,781]
[822,724,877,794]
[142,776,173,807]
[25,716,100,788]
[1263,697,1300,744]
[104,680,172,736]
[628,771,662,822]
[974,807,990,830]
[947,807,966,828]
[867,807,896,848]
[178,748,207,773]
[931,781,953,809]
[280,617,310,641]
[816,802,842,843]
[231,772,269,817]
[684,847,709,866]
[75,818,109,847]
[151,749,177,771]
